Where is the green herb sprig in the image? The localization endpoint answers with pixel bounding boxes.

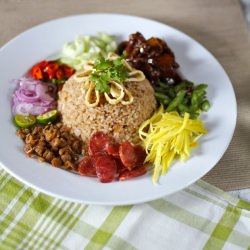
[89,56,129,93]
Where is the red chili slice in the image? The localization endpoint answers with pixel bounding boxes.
[38,60,49,70]
[48,61,59,71]
[134,145,147,165]
[44,62,59,80]
[107,143,120,158]
[62,65,75,78]
[95,155,117,183]
[89,131,110,156]
[78,156,96,176]
[30,59,75,85]
[119,141,137,170]
[57,84,64,92]
[118,165,147,181]
[55,68,64,81]
[31,65,43,80]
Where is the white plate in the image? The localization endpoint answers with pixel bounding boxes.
[0,14,236,205]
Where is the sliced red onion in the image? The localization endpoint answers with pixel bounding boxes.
[12,77,56,116]
[35,84,54,102]
[15,88,40,103]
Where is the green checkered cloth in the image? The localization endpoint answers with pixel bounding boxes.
[1,167,250,250]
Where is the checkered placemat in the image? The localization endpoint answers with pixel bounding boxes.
[1,167,250,250]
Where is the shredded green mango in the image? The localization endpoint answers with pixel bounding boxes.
[139,105,208,184]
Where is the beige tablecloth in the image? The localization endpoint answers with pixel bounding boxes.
[1,0,250,191]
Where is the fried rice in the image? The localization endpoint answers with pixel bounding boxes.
[57,76,157,144]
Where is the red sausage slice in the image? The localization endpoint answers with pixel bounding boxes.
[115,159,128,174]
[118,165,147,181]
[107,143,120,158]
[89,131,110,155]
[95,155,117,183]
[78,156,96,176]
[134,145,147,165]
[119,141,137,170]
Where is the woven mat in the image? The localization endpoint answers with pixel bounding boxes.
[0,0,250,191]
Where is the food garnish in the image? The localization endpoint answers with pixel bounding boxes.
[37,110,58,124]
[119,32,182,85]
[89,56,130,93]
[139,105,207,184]
[73,53,145,107]
[155,81,210,119]
[12,78,56,116]
[15,114,36,128]
[61,32,117,70]
[31,60,75,88]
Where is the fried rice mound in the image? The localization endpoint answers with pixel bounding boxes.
[57,76,156,144]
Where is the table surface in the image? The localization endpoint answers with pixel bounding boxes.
[0,0,250,196]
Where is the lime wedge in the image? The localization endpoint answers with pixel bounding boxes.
[15,114,36,128]
[37,110,57,124]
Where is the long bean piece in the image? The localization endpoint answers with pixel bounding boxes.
[154,80,210,119]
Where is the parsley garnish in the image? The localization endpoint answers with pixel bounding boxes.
[89,56,129,93]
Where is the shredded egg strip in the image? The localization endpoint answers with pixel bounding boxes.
[73,53,145,107]
[139,105,208,184]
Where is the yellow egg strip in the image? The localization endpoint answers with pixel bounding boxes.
[85,82,100,107]
[139,106,208,184]
[73,69,93,83]
[121,88,134,105]
[73,53,145,107]
[104,81,125,104]
[107,52,120,61]
[126,70,145,82]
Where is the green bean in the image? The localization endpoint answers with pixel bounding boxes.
[189,110,201,119]
[193,89,206,97]
[154,87,165,92]
[167,88,176,99]
[166,90,186,112]
[189,113,198,120]
[155,92,168,99]
[155,92,170,103]
[201,100,211,111]
[163,99,170,106]
[186,81,194,88]
[159,82,170,90]
[155,80,210,117]
[191,92,199,110]
[182,98,189,105]
[178,103,190,113]
[179,111,185,117]
[194,84,208,91]
[174,82,187,93]
[192,89,207,109]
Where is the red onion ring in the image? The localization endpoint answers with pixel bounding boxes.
[12,77,56,116]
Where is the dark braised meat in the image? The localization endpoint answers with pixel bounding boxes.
[118,32,182,85]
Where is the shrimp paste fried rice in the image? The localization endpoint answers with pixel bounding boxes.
[57,76,156,144]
